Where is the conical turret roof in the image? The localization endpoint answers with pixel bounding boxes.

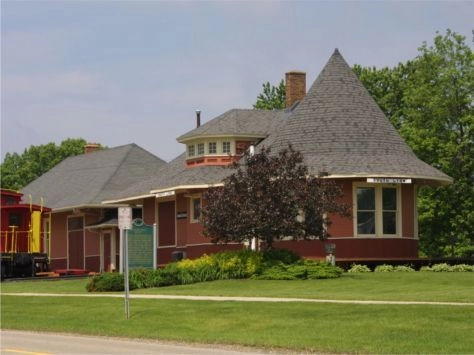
[263,49,451,184]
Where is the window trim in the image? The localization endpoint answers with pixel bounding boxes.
[189,194,202,224]
[197,143,205,156]
[353,183,401,238]
[208,141,217,155]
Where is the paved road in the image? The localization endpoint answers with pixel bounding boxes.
[0,330,270,355]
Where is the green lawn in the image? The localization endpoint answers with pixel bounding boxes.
[1,273,474,354]
[2,272,473,302]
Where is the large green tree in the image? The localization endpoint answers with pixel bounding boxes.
[201,145,350,250]
[1,138,96,190]
[253,79,286,110]
[355,30,473,257]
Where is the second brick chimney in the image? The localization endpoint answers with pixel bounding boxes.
[84,143,101,154]
[285,71,306,108]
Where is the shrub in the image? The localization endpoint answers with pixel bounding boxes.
[305,260,343,279]
[430,263,453,272]
[347,264,371,273]
[421,263,474,272]
[374,264,394,273]
[394,265,414,272]
[86,272,126,292]
[262,248,301,265]
[129,268,156,289]
[450,264,474,272]
[393,265,415,272]
[253,259,342,280]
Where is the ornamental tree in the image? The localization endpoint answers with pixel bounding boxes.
[201,145,350,250]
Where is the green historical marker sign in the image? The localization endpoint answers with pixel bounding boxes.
[127,219,156,269]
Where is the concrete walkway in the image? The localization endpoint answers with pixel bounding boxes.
[3,292,474,306]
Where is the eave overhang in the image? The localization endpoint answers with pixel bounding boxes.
[324,173,453,186]
[177,133,267,144]
[51,203,129,214]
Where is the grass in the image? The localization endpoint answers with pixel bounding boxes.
[2,272,473,302]
[1,273,474,354]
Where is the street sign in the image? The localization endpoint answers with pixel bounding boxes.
[118,207,132,230]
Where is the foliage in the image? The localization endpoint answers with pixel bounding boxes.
[202,145,350,249]
[86,272,126,292]
[252,259,343,280]
[262,248,301,265]
[85,249,344,292]
[374,264,395,273]
[374,264,415,273]
[420,263,474,272]
[347,264,372,273]
[354,29,474,257]
[0,138,102,190]
[253,79,286,110]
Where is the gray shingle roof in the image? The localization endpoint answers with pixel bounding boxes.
[103,153,235,203]
[177,108,287,142]
[261,49,452,184]
[22,144,167,210]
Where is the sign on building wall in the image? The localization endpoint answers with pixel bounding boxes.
[127,219,156,269]
[367,178,412,184]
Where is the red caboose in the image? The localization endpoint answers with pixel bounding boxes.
[1,189,51,279]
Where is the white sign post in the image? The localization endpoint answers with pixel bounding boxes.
[118,207,132,319]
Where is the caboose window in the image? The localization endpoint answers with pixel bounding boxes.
[9,213,21,227]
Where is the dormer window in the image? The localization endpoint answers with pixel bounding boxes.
[197,143,204,155]
[208,142,217,154]
[223,141,231,154]
[184,138,255,166]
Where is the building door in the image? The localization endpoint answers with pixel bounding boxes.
[158,201,175,246]
[68,216,84,269]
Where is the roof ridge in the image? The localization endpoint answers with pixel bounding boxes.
[88,144,136,203]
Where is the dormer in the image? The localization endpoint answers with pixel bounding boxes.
[177,109,288,168]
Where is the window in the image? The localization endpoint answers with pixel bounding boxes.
[9,213,21,227]
[197,143,204,155]
[357,187,375,234]
[208,142,217,154]
[188,145,195,157]
[190,195,201,223]
[222,141,231,154]
[354,184,400,237]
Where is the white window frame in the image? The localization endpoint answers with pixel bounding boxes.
[208,141,217,155]
[187,144,195,157]
[353,183,401,238]
[190,194,202,224]
[197,143,205,156]
[222,141,231,154]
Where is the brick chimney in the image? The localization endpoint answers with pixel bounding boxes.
[285,71,306,108]
[84,143,101,154]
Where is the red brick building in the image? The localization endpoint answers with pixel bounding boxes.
[24,49,451,272]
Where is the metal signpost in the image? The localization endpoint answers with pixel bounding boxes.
[118,207,132,319]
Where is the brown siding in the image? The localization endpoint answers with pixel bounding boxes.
[143,197,156,225]
[327,180,353,238]
[274,238,418,259]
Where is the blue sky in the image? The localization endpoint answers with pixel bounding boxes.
[1,0,473,162]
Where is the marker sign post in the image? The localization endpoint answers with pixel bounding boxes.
[127,220,156,270]
[118,207,132,319]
